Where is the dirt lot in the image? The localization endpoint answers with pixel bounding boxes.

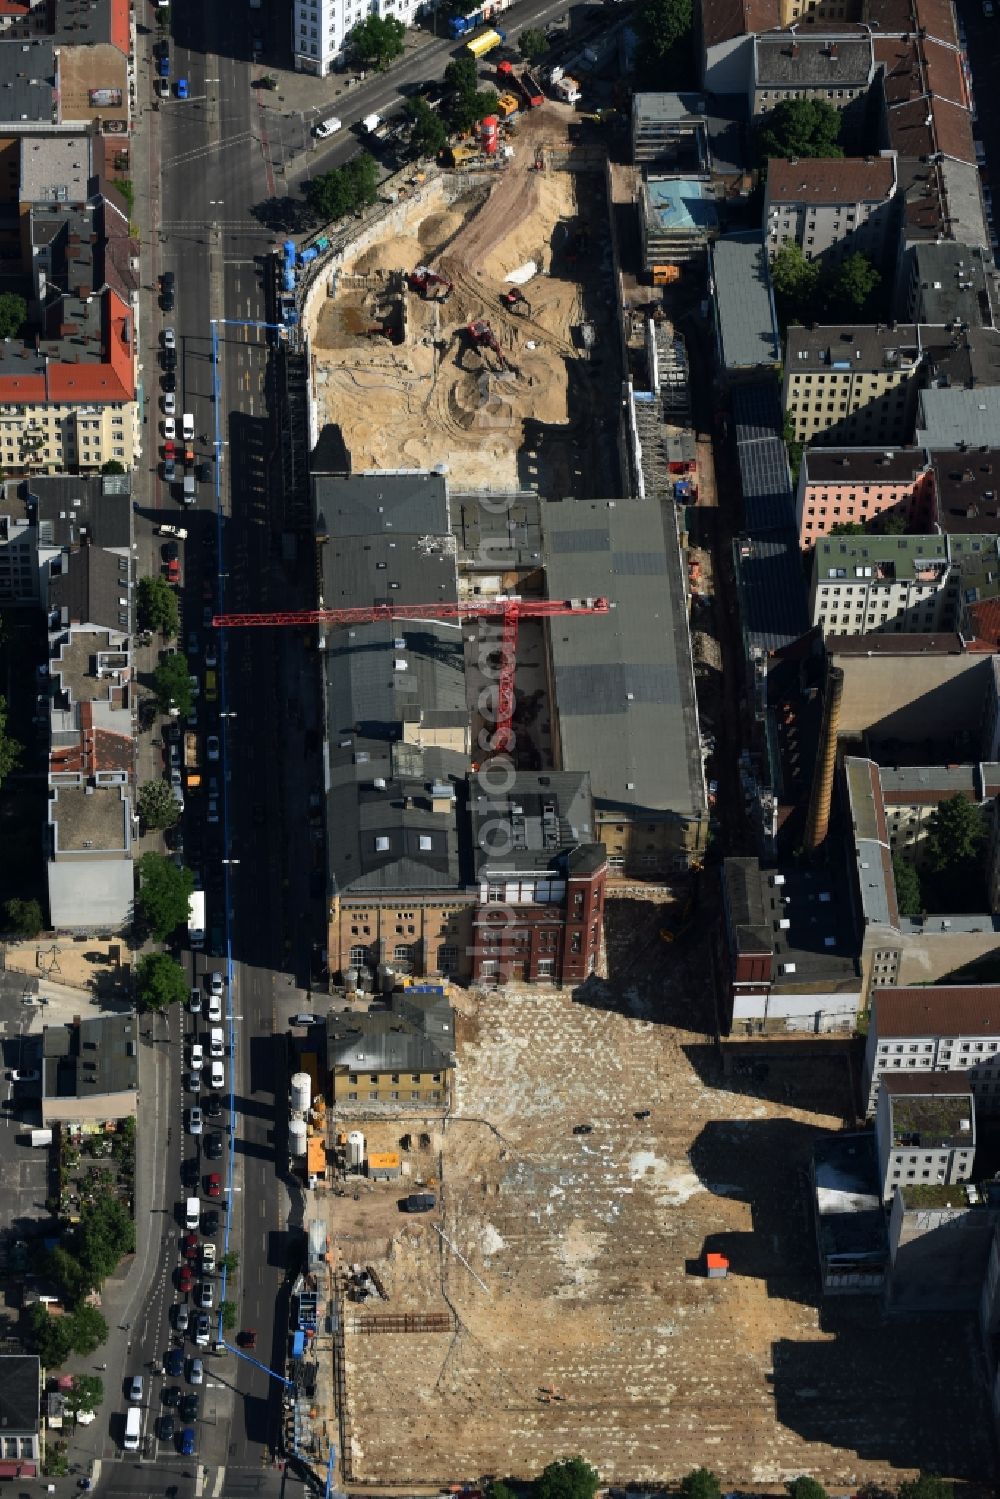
[309,108,616,493]
[330,951,995,1492]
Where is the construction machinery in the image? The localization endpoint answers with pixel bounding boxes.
[408,265,454,301]
[465,318,511,371]
[213,596,610,755]
[497,91,520,119]
[500,287,530,316]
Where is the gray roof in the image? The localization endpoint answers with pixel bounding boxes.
[722,855,859,988]
[734,530,810,654]
[29,474,132,551]
[940,160,992,250]
[732,377,796,538]
[711,231,781,373]
[844,757,899,931]
[317,474,469,898]
[753,34,874,88]
[786,323,922,372]
[909,242,997,329]
[48,545,132,632]
[470,770,604,877]
[0,41,56,125]
[931,448,1000,531]
[633,92,708,124]
[918,387,1000,449]
[802,447,930,487]
[42,1014,138,1103]
[0,1357,39,1434]
[540,498,705,821]
[20,136,92,205]
[450,490,541,571]
[325,996,454,1075]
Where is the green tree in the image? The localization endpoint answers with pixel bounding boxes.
[74,1196,135,1286]
[0,695,22,788]
[518,26,547,60]
[220,1299,238,1330]
[349,12,405,69]
[4,897,43,936]
[785,1481,827,1499]
[68,1304,108,1357]
[825,250,880,319]
[828,522,865,538]
[44,1246,92,1309]
[486,1483,517,1499]
[101,459,126,476]
[635,0,692,64]
[925,795,985,874]
[0,292,27,339]
[220,1250,240,1274]
[137,575,179,637]
[897,1480,954,1499]
[444,55,478,97]
[770,241,819,326]
[28,1304,75,1367]
[65,1374,103,1418]
[154,653,192,718]
[892,854,922,917]
[758,100,843,161]
[782,412,804,486]
[137,951,188,1011]
[405,96,447,157]
[443,56,497,131]
[680,1471,722,1499]
[137,778,181,831]
[534,1459,600,1499]
[135,851,195,941]
[306,154,379,222]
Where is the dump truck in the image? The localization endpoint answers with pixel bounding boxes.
[184,729,201,790]
[518,68,544,107]
[465,26,505,57]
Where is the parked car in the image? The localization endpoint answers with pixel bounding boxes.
[177,1265,195,1293]
[128,1375,144,1403]
[163,458,177,482]
[194,1312,210,1347]
[158,523,188,539]
[160,271,175,311]
[313,116,342,139]
[10,1069,39,1083]
[204,1092,223,1119]
[207,795,219,825]
[180,1428,196,1456]
[189,987,202,1014]
[187,1106,203,1135]
[204,1134,223,1162]
[159,1414,175,1443]
[162,370,177,393]
[188,1357,204,1385]
[198,1280,214,1309]
[185,1069,201,1093]
[163,327,176,349]
[195,461,211,483]
[209,971,225,996]
[161,1384,181,1408]
[174,1304,190,1334]
[166,1348,184,1378]
[180,1392,199,1421]
[201,1208,220,1236]
[177,78,189,99]
[164,416,176,441]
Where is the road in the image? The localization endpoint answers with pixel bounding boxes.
[118,0,594,1490]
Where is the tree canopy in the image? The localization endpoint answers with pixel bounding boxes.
[153,652,192,718]
[758,99,843,161]
[101,460,126,476]
[770,242,819,326]
[349,13,405,69]
[680,1470,722,1499]
[28,1303,108,1366]
[534,1458,600,1499]
[65,1375,103,1418]
[826,250,881,320]
[0,694,22,788]
[4,897,43,937]
[135,851,195,941]
[925,795,985,874]
[137,951,188,1011]
[137,778,181,831]
[786,1480,828,1499]
[892,854,922,917]
[444,55,498,131]
[518,27,547,60]
[897,1479,954,1499]
[635,0,693,65]
[305,153,379,223]
[405,96,447,158]
[138,575,179,638]
[0,292,27,340]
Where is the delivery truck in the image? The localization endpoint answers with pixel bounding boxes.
[184,729,201,790]
[188,889,205,949]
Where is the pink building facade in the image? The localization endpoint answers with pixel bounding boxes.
[795,448,935,550]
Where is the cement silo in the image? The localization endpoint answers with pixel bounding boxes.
[290,1072,311,1115]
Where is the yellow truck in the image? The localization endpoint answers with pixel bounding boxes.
[465,26,505,57]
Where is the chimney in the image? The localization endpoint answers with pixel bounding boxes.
[791,41,799,58]
[430,781,455,816]
[803,665,845,855]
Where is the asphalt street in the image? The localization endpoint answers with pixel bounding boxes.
[118,0,592,1492]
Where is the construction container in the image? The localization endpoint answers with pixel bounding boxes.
[367,1151,402,1182]
[705,1252,729,1278]
[497,92,520,119]
[289,1118,308,1157]
[347,1130,365,1171]
[651,263,681,286]
[290,1071,312,1115]
[481,115,499,156]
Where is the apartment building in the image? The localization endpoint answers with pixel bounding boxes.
[864,985,1000,1115]
[783,325,924,446]
[875,1073,975,1201]
[795,447,934,550]
[878,761,1000,868]
[764,154,897,266]
[902,243,998,329]
[292,0,424,74]
[324,990,455,1108]
[810,534,956,636]
[751,34,875,120]
[931,450,1000,534]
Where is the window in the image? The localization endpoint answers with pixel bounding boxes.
[393,944,411,962]
[350,945,367,965]
[349,1073,358,1084]
[411,1074,420,1083]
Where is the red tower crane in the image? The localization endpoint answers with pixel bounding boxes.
[213,595,610,754]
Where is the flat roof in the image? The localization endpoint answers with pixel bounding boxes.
[722,855,859,989]
[786,323,922,372]
[812,1132,887,1264]
[49,782,129,854]
[19,136,92,205]
[884,1076,974,1150]
[910,243,997,328]
[633,92,707,124]
[450,490,541,571]
[813,533,948,584]
[829,631,981,655]
[733,531,810,654]
[844,757,899,930]
[802,448,930,487]
[42,1013,138,1102]
[711,231,781,372]
[470,771,603,876]
[540,498,705,822]
[643,177,718,236]
[30,473,132,551]
[931,449,1000,532]
[918,387,1000,449]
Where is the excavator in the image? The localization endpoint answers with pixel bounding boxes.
[500,287,530,317]
[465,319,515,373]
[408,265,454,301]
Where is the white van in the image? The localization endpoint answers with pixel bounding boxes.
[182,412,195,441]
[210,1059,224,1090]
[124,1406,141,1451]
[185,1196,200,1230]
[209,1027,224,1059]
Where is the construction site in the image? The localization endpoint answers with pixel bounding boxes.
[305,107,619,497]
[286,972,993,1495]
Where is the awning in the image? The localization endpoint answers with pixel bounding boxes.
[0,1462,37,1478]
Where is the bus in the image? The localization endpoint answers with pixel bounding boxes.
[465,26,505,56]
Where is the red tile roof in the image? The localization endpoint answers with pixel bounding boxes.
[0,289,135,406]
[701,0,779,50]
[967,599,1000,649]
[767,155,896,205]
[873,986,1000,1038]
[109,0,129,56]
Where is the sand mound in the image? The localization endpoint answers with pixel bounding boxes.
[417,209,466,254]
